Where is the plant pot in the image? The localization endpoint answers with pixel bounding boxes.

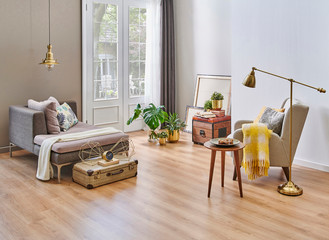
[148,130,158,143]
[158,138,167,145]
[168,130,180,143]
[212,100,223,110]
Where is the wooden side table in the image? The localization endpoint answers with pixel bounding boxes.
[204,141,245,198]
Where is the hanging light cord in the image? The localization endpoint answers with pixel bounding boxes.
[49,0,51,45]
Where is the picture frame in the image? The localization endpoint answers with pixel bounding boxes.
[193,74,231,115]
[184,105,204,133]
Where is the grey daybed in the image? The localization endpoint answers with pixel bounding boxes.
[9,101,128,183]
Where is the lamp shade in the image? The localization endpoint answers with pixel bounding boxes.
[242,69,256,88]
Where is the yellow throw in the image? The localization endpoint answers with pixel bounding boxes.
[242,123,272,180]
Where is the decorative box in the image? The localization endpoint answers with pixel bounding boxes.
[192,115,231,145]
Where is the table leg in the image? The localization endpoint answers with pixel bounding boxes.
[207,150,216,198]
[233,150,243,198]
[221,151,225,187]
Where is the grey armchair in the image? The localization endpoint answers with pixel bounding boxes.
[232,99,309,180]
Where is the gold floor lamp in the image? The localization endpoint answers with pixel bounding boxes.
[243,67,326,196]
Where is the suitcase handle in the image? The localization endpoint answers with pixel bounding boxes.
[106,169,124,176]
[200,130,206,138]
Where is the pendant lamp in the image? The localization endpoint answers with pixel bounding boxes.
[40,0,59,71]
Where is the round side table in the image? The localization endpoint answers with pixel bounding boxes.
[204,141,245,198]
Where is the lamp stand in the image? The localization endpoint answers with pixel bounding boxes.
[277,81,303,196]
[243,67,326,196]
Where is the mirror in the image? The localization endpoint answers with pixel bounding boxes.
[193,74,231,115]
[184,105,204,133]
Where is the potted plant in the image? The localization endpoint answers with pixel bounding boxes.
[204,100,212,111]
[127,103,168,142]
[157,131,168,145]
[164,113,187,143]
[211,91,224,110]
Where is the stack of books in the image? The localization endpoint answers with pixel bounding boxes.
[195,110,225,119]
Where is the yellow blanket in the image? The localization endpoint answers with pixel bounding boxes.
[242,123,272,180]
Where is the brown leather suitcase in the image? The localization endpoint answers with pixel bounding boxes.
[192,115,231,145]
[73,159,138,189]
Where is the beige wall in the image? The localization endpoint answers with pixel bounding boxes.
[0,0,81,148]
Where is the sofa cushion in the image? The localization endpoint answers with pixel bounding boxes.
[34,122,129,154]
[56,102,78,131]
[45,102,61,134]
[259,107,285,135]
[28,98,61,134]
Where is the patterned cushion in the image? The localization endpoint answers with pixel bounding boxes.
[57,102,78,131]
[259,107,285,135]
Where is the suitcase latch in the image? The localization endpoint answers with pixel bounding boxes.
[94,171,101,179]
[200,130,206,138]
[129,164,134,170]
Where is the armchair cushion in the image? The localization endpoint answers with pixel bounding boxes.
[259,107,285,135]
[254,106,285,123]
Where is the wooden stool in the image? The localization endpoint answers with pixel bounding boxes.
[204,141,245,198]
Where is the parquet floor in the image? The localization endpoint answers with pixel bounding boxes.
[0,131,329,240]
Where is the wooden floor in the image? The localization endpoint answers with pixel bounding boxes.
[1,131,329,240]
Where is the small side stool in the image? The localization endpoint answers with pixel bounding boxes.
[204,141,245,198]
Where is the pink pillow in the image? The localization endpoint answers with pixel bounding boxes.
[48,96,60,108]
[45,102,60,134]
[27,99,60,134]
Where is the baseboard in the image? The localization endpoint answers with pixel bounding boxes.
[294,158,329,173]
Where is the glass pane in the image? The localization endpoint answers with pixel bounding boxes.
[93,3,118,100]
[93,61,102,80]
[129,25,140,43]
[98,23,117,42]
[129,62,140,79]
[129,43,139,61]
[94,42,117,60]
[140,26,146,43]
[140,44,146,60]
[129,7,139,25]
[128,7,147,97]
[129,79,140,96]
[140,62,145,78]
[140,8,147,25]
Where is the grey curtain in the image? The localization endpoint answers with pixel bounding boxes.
[160,0,175,114]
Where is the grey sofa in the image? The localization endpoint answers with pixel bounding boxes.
[9,101,128,183]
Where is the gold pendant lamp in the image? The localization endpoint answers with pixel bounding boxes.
[40,0,59,71]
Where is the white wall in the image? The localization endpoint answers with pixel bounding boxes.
[174,0,231,118]
[231,0,329,171]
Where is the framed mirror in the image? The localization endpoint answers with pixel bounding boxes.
[193,74,231,115]
[184,105,204,133]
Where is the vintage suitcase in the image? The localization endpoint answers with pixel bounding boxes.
[73,159,138,189]
[192,115,231,145]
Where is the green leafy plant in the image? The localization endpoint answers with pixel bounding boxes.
[157,131,168,138]
[211,91,224,100]
[204,100,212,110]
[164,113,187,136]
[127,103,168,140]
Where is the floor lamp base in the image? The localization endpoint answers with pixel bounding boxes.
[277,181,303,196]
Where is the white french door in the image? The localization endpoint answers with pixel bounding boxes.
[82,0,147,132]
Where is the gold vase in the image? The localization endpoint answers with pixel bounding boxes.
[158,138,167,145]
[168,130,180,143]
[211,100,223,110]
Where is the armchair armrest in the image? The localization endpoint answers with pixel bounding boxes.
[9,106,47,153]
[234,120,253,131]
